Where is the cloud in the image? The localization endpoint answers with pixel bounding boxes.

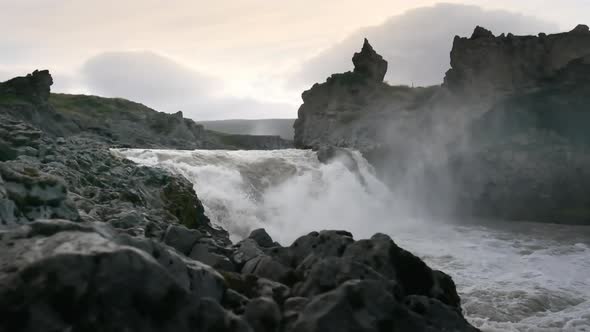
[78,51,294,120]
[81,51,221,105]
[289,3,559,88]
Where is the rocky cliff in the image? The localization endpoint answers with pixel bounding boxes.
[294,25,590,224]
[445,24,590,96]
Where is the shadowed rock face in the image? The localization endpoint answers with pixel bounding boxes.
[0,70,53,104]
[444,24,590,96]
[294,26,590,225]
[352,39,388,82]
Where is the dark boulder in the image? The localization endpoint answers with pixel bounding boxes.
[289,280,477,332]
[163,224,203,255]
[0,228,200,332]
[248,228,275,248]
[244,297,281,332]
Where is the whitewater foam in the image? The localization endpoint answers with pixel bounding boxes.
[115,148,590,331]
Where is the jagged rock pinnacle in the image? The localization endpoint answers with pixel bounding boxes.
[571,24,590,34]
[470,26,494,39]
[352,38,388,82]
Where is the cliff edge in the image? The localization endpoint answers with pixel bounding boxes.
[294,25,590,224]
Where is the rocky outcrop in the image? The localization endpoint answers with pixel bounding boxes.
[444,24,590,96]
[0,220,236,332]
[0,220,479,331]
[293,39,438,152]
[293,26,590,225]
[0,69,52,104]
[353,38,388,82]
[0,112,214,236]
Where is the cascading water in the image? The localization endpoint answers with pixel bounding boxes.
[115,148,590,332]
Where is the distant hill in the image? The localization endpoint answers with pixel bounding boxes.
[198,119,296,140]
[0,70,292,150]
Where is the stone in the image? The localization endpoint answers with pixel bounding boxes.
[0,160,79,224]
[288,230,354,268]
[221,272,291,305]
[163,224,203,255]
[248,228,275,248]
[0,69,53,104]
[0,230,201,332]
[194,298,252,332]
[108,210,146,230]
[402,295,479,331]
[282,297,310,331]
[283,296,310,314]
[289,280,398,332]
[222,288,250,314]
[244,297,281,332]
[161,177,210,229]
[342,233,460,308]
[116,233,226,302]
[293,256,388,297]
[190,242,235,272]
[255,277,291,304]
[232,238,264,266]
[352,39,388,82]
[290,280,477,332]
[242,255,294,285]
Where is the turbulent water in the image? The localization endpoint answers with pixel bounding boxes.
[116,148,590,332]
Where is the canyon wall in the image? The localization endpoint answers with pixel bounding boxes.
[294,25,590,224]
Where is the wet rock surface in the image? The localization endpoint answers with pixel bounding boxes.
[0,219,479,331]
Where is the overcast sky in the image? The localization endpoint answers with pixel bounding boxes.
[1,1,588,120]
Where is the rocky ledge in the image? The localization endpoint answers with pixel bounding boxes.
[0,71,477,330]
[294,25,590,225]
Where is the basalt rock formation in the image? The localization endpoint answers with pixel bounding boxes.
[444,24,590,96]
[0,70,477,331]
[294,26,590,224]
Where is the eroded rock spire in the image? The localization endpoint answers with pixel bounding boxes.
[352,38,388,82]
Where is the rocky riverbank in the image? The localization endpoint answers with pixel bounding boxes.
[0,71,478,331]
[294,25,590,225]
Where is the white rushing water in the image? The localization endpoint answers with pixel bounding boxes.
[116,148,590,332]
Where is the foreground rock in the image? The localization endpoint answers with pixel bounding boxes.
[0,220,240,332]
[294,26,590,225]
[0,219,478,332]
